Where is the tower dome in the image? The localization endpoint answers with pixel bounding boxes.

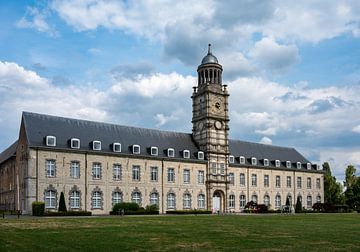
[197,44,222,86]
[201,44,219,64]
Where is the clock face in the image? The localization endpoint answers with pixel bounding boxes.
[215,120,222,130]
[212,98,223,114]
[198,122,204,130]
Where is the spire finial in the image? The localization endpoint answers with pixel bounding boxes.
[208,44,211,54]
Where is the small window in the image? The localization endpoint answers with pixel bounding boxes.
[275,160,280,167]
[307,163,311,170]
[297,162,302,169]
[71,138,80,149]
[263,159,269,166]
[113,142,121,152]
[229,155,234,164]
[251,157,257,165]
[151,146,158,156]
[133,145,140,154]
[239,156,245,164]
[286,161,291,168]
[46,136,56,147]
[167,148,175,157]
[92,140,101,151]
[198,151,204,160]
[183,150,190,159]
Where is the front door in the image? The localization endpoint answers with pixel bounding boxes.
[213,191,221,213]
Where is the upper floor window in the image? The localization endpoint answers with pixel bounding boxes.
[133,145,140,154]
[307,163,311,170]
[70,138,80,149]
[183,150,190,159]
[297,177,302,189]
[287,176,292,188]
[211,162,217,174]
[198,170,204,184]
[275,175,281,187]
[286,161,291,168]
[307,177,312,189]
[151,166,158,182]
[251,174,257,187]
[183,169,190,183]
[132,165,140,181]
[46,136,56,147]
[297,162,302,169]
[70,161,80,179]
[275,160,281,168]
[229,155,235,164]
[113,164,122,181]
[240,173,245,186]
[263,159,269,166]
[264,174,269,187]
[239,156,245,164]
[92,140,101,151]
[113,142,121,152]
[316,178,321,189]
[198,151,204,160]
[167,148,175,157]
[251,157,257,166]
[92,163,101,180]
[45,160,56,178]
[167,168,175,182]
[229,173,235,185]
[150,146,158,156]
[220,163,225,175]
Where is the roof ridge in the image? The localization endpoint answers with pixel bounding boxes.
[229,138,296,151]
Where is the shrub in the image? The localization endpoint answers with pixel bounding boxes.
[295,196,302,213]
[32,201,45,216]
[166,210,211,215]
[58,192,67,212]
[112,202,139,214]
[44,211,92,216]
[111,203,159,215]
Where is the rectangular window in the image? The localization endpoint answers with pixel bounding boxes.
[45,160,56,178]
[251,157,257,165]
[229,155,234,163]
[70,161,80,179]
[151,166,158,181]
[287,176,292,188]
[220,163,225,175]
[263,159,269,166]
[132,165,140,181]
[183,169,190,183]
[198,170,204,184]
[264,174,269,187]
[168,148,175,157]
[70,138,80,149]
[167,168,175,182]
[183,150,190,159]
[113,164,122,180]
[275,175,281,188]
[297,177,302,189]
[240,173,245,186]
[211,162,217,174]
[307,177,312,189]
[92,140,101,150]
[286,161,291,168]
[46,136,56,147]
[239,156,245,164]
[275,160,281,167]
[70,191,80,209]
[133,145,140,154]
[151,146,158,156]
[92,163,101,179]
[45,190,56,208]
[229,173,235,185]
[251,174,257,187]
[113,142,121,152]
[316,178,321,189]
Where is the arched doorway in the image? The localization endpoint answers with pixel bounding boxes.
[212,191,224,213]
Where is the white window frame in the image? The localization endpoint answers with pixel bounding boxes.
[251,157,257,165]
[183,169,190,184]
[198,194,205,209]
[150,193,158,206]
[70,161,80,179]
[183,150,190,159]
[92,191,102,209]
[167,148,175,157]
[275,194,281,209]
[229,155,234,164]
[264,174,269,187]
[229,194,235,208]
[287,176,292,188]
[46,160,56,178]
[92,163,101,180]
[307,163,311,170]
[198,151,204,160]
[70,138,80,149]
[316,178,321,189]
[307,195,312,209]
[251,174,257,187]
[275,175,281,187]
[70,190,80,209]
[307,177,312,189]
[167,193,175,209]
[286,161,291,168]
[132,165,140,181]
[198,170,204,184]
[167,168,175,182]
[297,176,302,189]
[275,160,281,167]
[45,190,56,209]
[252,194,258,203]
[229,173,235,185]
[92,140,101,151]
[150,166,158,182]
[297,162,302,169]
[239,156,245,164]
[263,159,269,166]
[132,192,141,206]
[240,194,246,208]
[183,193,191,209]
[46,136,56,147]
[113,142,121,152]
[113,164,122,180]
[151,146,158,156]
[133,144,140,154]
[264,194,270,206]
[240,173,245,186]
[113,191,122,205]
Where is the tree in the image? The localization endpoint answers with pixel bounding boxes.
[285,196,290,206]
[295,195,302,213]
[59,192,67,212]
[344,165,359,209]
[323,162,344,204]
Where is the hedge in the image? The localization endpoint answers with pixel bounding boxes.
[166,210,211,215]
[32,202,45,216]
[44,211,92,216]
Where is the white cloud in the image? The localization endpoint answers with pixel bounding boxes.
[260,136,273,145]
[352,125,360,133]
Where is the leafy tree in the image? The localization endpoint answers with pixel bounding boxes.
[344,165,359,209]
[323,162,344,204]
[285,196,290,206]
[59,192,67,212]
[295,196,302,213]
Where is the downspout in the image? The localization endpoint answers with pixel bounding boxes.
[85,152,88,211]
[161,159,164,214]
[36,149,39,201]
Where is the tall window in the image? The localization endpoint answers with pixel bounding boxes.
[287,195,292,205]
[92,191,102,209]
[198,170,204,184]
[264,194,270,206]
[287,176,291,188]
[132,165,140,181]
[198,194,205,209]
[240,173,245,186]
[240,194,246,208]
[252,194,258,203]
[275,176,281,188]
[167,193,175,209]
[316,178,321,189]
[167,168,175,182]
[183,169,190,183]
[150,167,158,182]
[264,175,269,187]
[316,195,321,203]
[275,194,281,209]
[229,194,235,208]
[45,190,56,208]
[229,173,235,185]
[251,174,257,187]
[220,163,225,175]
[92,163,101,180]
[307,195,312,208]
[132,191,141,206]
[183,193,191,209]
[113,191,122,205]
[70,161,80,179]
[45,160,56,178]
[211,162,217,174]
[70,190,80,209]
[307,177,312,189]
[150,192,158,206]
[297,177,302,189]
[113,164,122,181]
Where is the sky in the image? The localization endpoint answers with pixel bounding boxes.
[1,0,360,182]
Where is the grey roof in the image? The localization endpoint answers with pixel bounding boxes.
[201,44,219,65]
[0,140,17,164]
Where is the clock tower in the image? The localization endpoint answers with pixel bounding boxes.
[192,44,230,212]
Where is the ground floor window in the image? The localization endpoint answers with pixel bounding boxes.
[113,191,122,205]
[316,195,321,203]
[183,193,191,209]
[150,192,158,206]
[275,194,281,209]
[229,194,235,208]
[307,195,312,208]
[240,194,246,208]
[132,191,142,206]
[167,193,175,209]
[92,191,102,209]
[70,191,80,209]
[264,194,270,206]
[251,194,258,203]
[198,194,205,209]
[45,190,56,209]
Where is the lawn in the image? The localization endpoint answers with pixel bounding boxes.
[0,213,359,251]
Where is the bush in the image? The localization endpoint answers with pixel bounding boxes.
[32,202,45,216]
[166,210,211,215]
[58,192,67,212]
[111,203,158,215]
[295,196,302,213]
[112,202,139,214]
[44,211,92,216]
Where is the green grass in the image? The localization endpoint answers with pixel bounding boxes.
[0,213,359,251]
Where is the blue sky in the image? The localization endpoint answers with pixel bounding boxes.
[1,0,360,182]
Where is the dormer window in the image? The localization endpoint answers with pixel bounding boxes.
[297,162,302,169]
[133,145,140,154]
[92,141,101,151]
[317,164,321,170]
[307,163,311,170]
[183,150,190,159]
[229,155,235,164]
[286,161,291,168]
[251,157,257,166]
[198,151,204,160]
[46,136,56,147]
[151,146,158,156]
[275,160,281,168]
[167,148,175,157]
[239,156,245,164]
[70,138,80,149]
[113,143,121,152]
[263,159,269,166]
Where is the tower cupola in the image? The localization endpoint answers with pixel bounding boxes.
[197,44,223,86]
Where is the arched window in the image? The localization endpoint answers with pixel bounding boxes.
[229,194,235,208]
[198,194,205,209]
[113,191,123,205]
[307,195,312,209]
[275,194,281,209]
[183,193,191,209]
[70,191,80,209]
[316,194,321,203]
[167,193,176,209]
[92,191,102,209]
[150,192,158,206]
[240,194,246,209]
[264,194,270,206]
[252,194,258,203]
[132,191,142,206]
[45,190,56,209]
[287,194,292,206]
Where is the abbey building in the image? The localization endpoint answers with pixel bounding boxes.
[0,45,324,214]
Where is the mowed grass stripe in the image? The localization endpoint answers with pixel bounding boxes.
[0,214,359,251]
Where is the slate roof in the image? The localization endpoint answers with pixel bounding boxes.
[0,140,17,164]
[20,112,316,170]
